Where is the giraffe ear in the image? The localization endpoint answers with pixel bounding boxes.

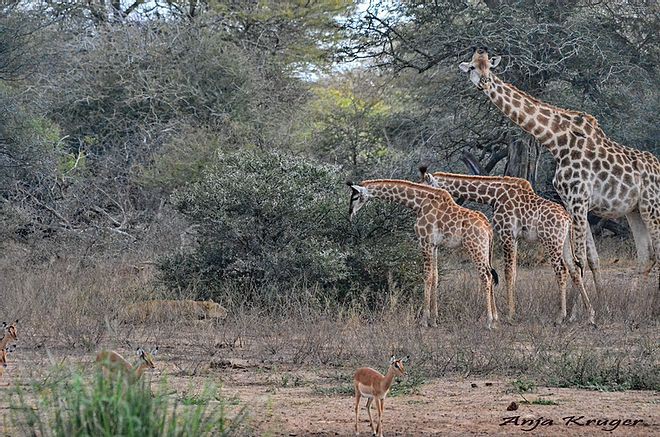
[459,62,471,73]
[490,56,501,68]
[350,185,369,196]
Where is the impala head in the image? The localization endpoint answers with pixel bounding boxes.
[0,344,16,369]
[389,355,409,376]
[418,166,440,188]
[347,182,371,221]
[459,47,501,91]
[2,320,18,342]
[136,346,158,369]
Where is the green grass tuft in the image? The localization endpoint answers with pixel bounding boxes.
[10,368,248,437]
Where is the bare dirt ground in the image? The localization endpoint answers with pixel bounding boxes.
[2,340,658,436]
[196,365,660,436]
[0,264,658,436]
[2,361,657,436]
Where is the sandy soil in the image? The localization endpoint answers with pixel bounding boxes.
[0,264,657,436]
[2,348,658,436]
[206,364,659,436]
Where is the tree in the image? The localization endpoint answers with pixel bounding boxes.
[343,0,659,186]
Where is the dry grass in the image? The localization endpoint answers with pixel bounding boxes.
[0,240,657,395]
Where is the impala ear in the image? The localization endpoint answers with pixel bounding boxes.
[490,56,501,68]
[136,347,145,357]
[151,346,159,356]
[389,355,396,364]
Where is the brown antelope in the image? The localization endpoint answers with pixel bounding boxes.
[0,344,17,378]
[0,320,18,349]
[96,347,158,381]
[354,355,408,437]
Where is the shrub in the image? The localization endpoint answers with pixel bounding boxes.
[160,150,421,308]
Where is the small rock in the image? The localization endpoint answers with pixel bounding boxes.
[471,383,478,388]
[507,401,518,411]
[485,382,493,386]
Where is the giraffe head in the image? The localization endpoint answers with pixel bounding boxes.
[346,182,371,221]
[459,47,501,91]
[418,166,440,188]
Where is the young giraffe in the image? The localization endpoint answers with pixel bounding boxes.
[460,47,660,307]
[348,179,500,329]
[419,166,595,326]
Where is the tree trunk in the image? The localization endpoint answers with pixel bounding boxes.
[504,137,541,188]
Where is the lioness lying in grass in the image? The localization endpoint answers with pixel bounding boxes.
[123,299,227,323]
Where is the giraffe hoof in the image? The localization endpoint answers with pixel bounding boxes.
[487,321,499,330]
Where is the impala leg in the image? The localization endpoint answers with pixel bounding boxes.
[366,398,375,435]
[354,386,361,435]
[376,398,384,437]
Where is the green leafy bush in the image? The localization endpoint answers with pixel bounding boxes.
[160,150,421,308]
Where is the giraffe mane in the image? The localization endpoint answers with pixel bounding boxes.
[494,75,604,137]
[361,179,455,200]
[429,171,533,191]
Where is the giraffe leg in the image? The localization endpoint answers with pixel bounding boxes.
[626,211,654,292]
[585,228,605,298]
[483,266,497,329]
[466,237,497,329]
[626,210,654,274]
[420,242,436,327]
[637,195,660,317]
[567,201,590,278]
[500,234,517,323]
[563,231,595,324]
[354,386,361,435]
[545,236,569,326]
[430,246,439,327]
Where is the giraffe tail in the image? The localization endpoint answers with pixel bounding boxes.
[488,233,499,286]
[491,268,499,286]
[567,223,585,278]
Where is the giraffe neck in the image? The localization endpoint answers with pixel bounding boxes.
[362,180,449,212]
[428,173,523,206]
[486,76,580,160]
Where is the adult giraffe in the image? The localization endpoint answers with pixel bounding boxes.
[459,47,660,312]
